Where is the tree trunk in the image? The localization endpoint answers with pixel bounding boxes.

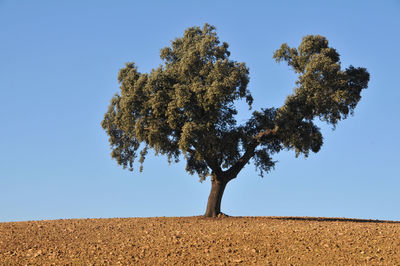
[204,176,228,217]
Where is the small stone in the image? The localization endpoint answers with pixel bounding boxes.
[34,250,43,257]
[223,247,232,253]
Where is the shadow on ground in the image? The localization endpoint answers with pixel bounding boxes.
[268,216,400,224]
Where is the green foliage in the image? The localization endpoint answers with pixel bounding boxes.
[102,24,369,181]
[273,35,369,156]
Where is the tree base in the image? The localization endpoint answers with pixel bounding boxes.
[203,212,230,218]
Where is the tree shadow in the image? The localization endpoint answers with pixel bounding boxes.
[270,216,400,224]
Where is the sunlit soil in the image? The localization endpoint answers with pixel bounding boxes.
[1,216,399,264]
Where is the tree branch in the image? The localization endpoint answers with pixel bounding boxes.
[225,141,257,180]
[255,127,278,142]
[225,127,278,180]
[188,146,222,176]
[204,156,223,176]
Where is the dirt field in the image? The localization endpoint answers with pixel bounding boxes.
[1,216,399,265]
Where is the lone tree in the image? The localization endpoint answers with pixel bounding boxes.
[102,24,369,217]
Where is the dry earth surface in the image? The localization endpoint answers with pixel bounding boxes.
[1,216,399,265]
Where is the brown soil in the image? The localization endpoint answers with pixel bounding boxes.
[1,216,399,265]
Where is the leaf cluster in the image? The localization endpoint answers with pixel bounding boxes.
[102,24,253,180]
[102,26,369,180]
[273,35,369,156]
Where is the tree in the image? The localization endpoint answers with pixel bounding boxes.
[101,24,369,217]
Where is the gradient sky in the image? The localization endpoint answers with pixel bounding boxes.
[1,1,399,222]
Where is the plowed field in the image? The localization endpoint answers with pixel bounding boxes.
[1,216,399,264]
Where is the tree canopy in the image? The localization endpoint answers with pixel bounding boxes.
[101,24,369,217]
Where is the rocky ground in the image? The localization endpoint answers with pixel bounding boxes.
[0,216,399,265]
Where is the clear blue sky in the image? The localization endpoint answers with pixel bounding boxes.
[1,1,399,222]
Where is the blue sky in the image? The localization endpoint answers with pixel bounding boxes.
[1,1,399,222]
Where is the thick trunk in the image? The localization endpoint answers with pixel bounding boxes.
[203,144,257,217]
[204,176,228,217]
